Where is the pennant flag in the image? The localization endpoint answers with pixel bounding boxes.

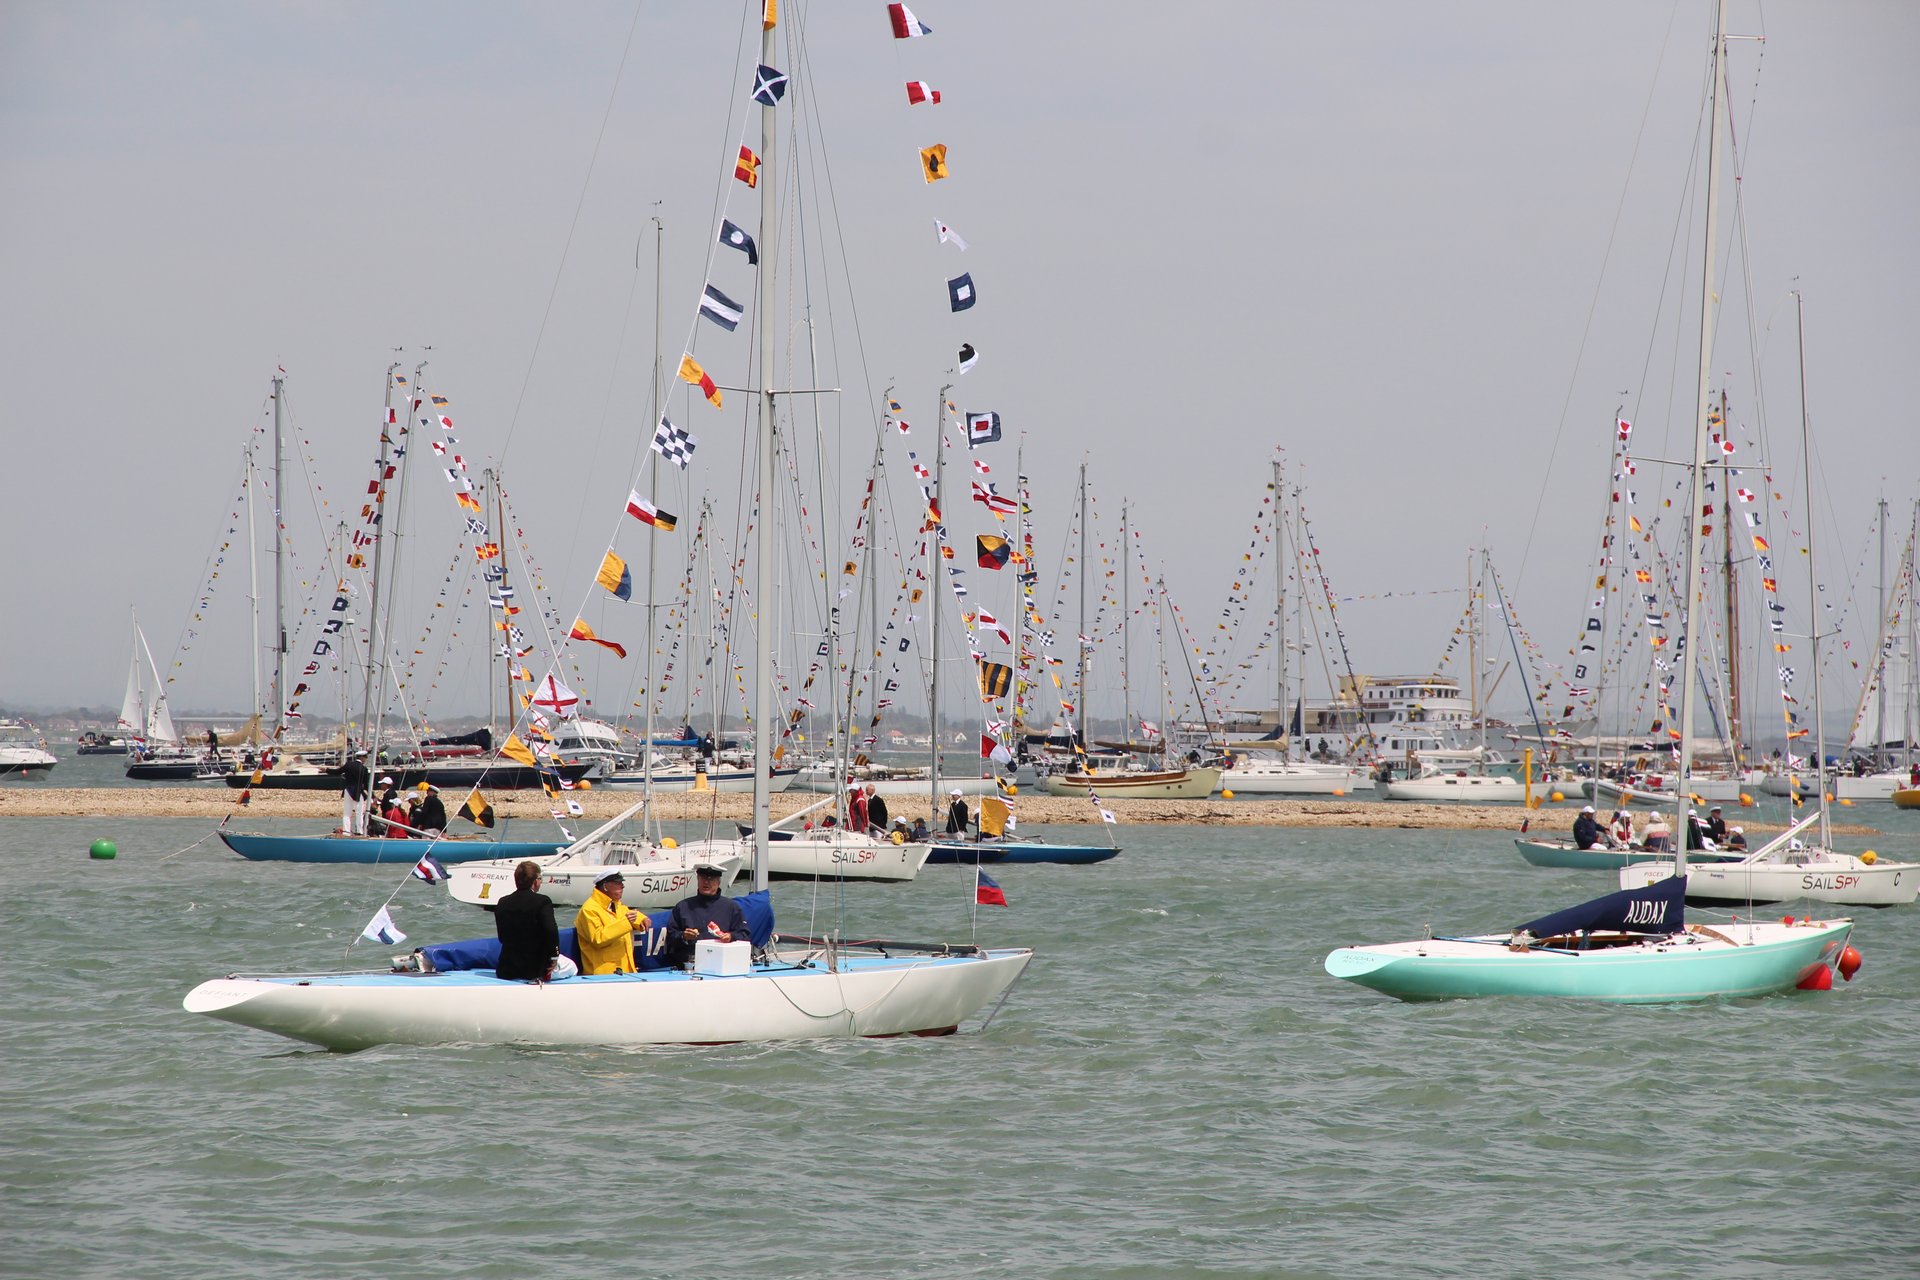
[570,618,628,658]
[626,492,678,530]
[978,661,1013,699]
[935,218,968,251]
[499,734,540,768]
[652,417,699,469]
[965,411,1002,448]
[719,219,758,265]
[957,342,977,374]
[921,143,950,183]
[889,4,931,38]
[361,905,407,946]
[977,534,1011,569]
[678,355,722,408]
[947,272,976,311]
[459,789,495,829]
[597,549,632,601]
[699,283,744,331]
[751,64,788,106]
[975,869,1008,907]
[533,673,581,719]
[411,853,450,885]
[906,80,942,105]
[735,145,760,187]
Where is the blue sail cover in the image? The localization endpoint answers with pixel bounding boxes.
[419,890,774,973]
[1518,875,1685,938]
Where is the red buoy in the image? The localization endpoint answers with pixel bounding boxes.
[1797,965,1834,991]
[1838,946,1863,981]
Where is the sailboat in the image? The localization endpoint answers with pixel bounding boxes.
[1218,460,1370,796]
[186,2,1029,1049]
[1618,293,1917,909]
[1327,0,1855,1001]
[117,609,208,780]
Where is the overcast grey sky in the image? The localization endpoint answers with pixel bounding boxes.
[2,1,1915,730]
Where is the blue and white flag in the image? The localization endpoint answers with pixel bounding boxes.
[362,905,406,946]
[653,418,698,470]
[965,411,1001,449]
[699,283,744,331]
[752,64,788,106]
[411,853,449,885]
[719,219,758,266]
[947,272,976,312]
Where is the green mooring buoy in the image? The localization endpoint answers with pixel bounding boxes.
[89,838,117,860]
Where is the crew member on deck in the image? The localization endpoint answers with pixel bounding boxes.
[414,783,447,835]
[664,864,750,969]
[1704,805,1728,845]
[1609,809,1635,848]
[865,785,889,835]
[945,789,971,837]
[1572,805,1603,850]
[575,871,649,975]
[342,750,371,836]
[494,860,571,982]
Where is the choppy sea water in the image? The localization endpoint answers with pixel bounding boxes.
[5,813,1918,1279]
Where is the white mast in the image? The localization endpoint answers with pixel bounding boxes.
[1794,291,1832,850]
[928,381,952,813]
[749,10,778,894]
[270,373,287,733]
[1672,0,1729,877]
[245,443,263,727]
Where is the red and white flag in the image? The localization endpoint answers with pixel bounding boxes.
[905,80,941,105]
[533,672,580,719]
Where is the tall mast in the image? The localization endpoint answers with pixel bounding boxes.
[749,9,778,894]
[1075,460,1089,745]
[1011,437,1026,750]
[643,215,663,818]
[360,361,403,753]
[1719,388,1743,771]
[1876,493,1890,767]
[1673,0,1729,876]
[928,382,952,813]
[1120,501,1131,745]
[1469,549,1481,759]
[269,373,287,733]
[1272,459,1287,757]
[491,470,510,742]
[1794,291,1831,849]
[245,443,263,726]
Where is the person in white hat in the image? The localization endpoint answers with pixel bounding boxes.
[1609,808,1635,848]
[944,788,972,838]
[1572,804,1603,850]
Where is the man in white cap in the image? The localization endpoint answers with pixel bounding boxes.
[1703,804,1728,846]
[664,863,749,969]
[1684,807,1711,852]
[945,788,972,838]
[1572,804,1603,850]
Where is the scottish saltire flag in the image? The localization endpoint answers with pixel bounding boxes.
[975,869,1008,907]
[888,3,931,38]
[699,283,743,331]
[719,219,758,265]
[947,272,975,311]
[965,410,1001,448]
[652,418,698,469]
[957,342,977,374]
[752,64,788,106]
[410,854,450,885]
[935,218,968,251]
[906,80,941,105]
[362,905,406,946]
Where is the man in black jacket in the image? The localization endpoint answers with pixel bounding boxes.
[341,750,371,836]
[414,784,448,834]
[865,785,890,835]
[1571,805,1602,850]
[494,860,565,982]
[664,864,750,968]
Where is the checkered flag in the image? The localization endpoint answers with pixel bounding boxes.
[652,417,698,470]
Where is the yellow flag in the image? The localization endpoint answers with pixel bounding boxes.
[500,734,539,768]
[920,143,949,183]
[596,549,631,600]
[678,354,722,408]
[763,0,776,29]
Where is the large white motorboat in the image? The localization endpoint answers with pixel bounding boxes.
[0,720,57,776]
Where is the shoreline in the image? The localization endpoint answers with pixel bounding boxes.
[0,786,1881,834]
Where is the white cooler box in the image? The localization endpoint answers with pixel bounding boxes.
[693,939,752,976]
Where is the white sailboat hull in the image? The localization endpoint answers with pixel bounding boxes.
[683,833,931,883]
[447,843,744,908]
[1378,773,1525,803]
[184,946,1033,1051]
[1620,856,1919,907]
[1037,767,1220,799]
[1219,761,1369,795]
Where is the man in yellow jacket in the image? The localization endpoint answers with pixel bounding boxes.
[574,871,651,974]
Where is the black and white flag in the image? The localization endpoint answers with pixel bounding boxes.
[957,342,978,374]
[718,219,758,265]
[699,283,743,331]
[752,64,788,106]
[652,418,698,470]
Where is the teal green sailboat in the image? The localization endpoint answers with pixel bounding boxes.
[1324,0,1853,1002]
